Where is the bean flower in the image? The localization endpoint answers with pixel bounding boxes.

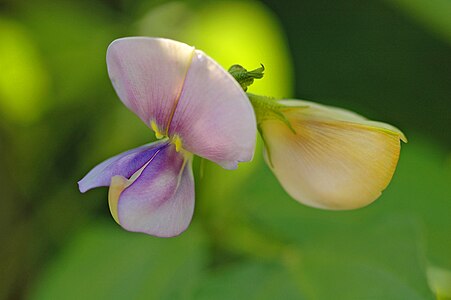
[247,93,407,210]
[78,37,256,237]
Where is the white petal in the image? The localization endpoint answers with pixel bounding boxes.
[106,37,194,130]
[168,50,257,169]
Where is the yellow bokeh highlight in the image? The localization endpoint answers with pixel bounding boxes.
[183,1,293,98]
[0,18,49,123]
[138,0,293,99]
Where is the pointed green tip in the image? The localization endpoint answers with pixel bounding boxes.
[228,64,265,91]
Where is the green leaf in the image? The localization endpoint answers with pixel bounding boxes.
[297,216,434,300]
[381,137,451,269]
[200,137,444,299]
[29,222,208,300]
[239,136,451,269]
[193,217,434,299]
[195,262,306,300]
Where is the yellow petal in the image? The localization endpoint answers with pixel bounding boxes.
[107,160,153,224]
[108,175,131,224]
[261,102,405,210]
[279,99,407,142]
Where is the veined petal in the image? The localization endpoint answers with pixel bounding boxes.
[113,144,194,237]
[278,100,407,142]
[261,101,406,210]
[169,50,257,169]
[78,140,168,193]
[106,37,195,130]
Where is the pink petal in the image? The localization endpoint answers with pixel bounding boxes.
[169,50,257,169]
[78,140,168,193]
[116,145,194,237]
[106,37,195,130]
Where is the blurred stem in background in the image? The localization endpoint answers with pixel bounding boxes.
[384,0,451,45]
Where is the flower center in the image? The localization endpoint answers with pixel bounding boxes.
[151,121,165,139]
[151,120,184,153]
[172,135,183,152]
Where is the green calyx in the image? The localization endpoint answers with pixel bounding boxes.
[246,93,303,168]
[227,64,299,133]
[246,93,296,134]
[228,64,305,166]
[228,64,265,91]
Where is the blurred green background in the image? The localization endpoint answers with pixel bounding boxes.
[0,0,450,299]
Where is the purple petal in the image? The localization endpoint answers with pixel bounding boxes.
[117,145,194,237]
[78,140,168,193]
[169,50,257,169]
[106,37,195,130]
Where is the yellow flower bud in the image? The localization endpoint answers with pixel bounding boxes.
[259,99,407,210]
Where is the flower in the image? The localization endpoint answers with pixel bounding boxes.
[250,95,407,210]
[78,37,256,237]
